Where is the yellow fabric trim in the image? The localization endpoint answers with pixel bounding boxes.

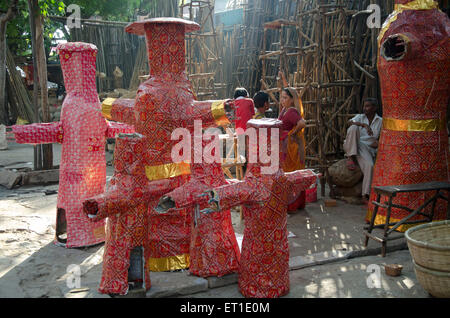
[366,209,443,233]
[102,98,116,120]
[145,162,191,181]
[211,101,230,127]
[378,0,439,46]
[253,112,265,119]
[93,225,106,239]
[394,0,438,11]
[383,117,446,132]
[147,254,190,272]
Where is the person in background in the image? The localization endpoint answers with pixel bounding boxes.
[234,87,255,134]
[343,98,382,203]
[278,71,307,212]
[253,91,270,119]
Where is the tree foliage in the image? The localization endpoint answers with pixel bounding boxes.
[3,0,179,58]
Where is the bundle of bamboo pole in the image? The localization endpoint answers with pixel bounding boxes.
[5,47,34,123]
[181,0,223,100]
[255,0,396,195]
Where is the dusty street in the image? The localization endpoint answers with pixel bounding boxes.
[0,142,431,298]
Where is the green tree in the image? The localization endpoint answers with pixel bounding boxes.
[2,0,64,56]
[4,0,179,57]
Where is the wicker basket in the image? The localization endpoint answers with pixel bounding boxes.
[412,260,450,298]
[405,220,450,272]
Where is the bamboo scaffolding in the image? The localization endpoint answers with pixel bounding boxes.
[180,0,223,100]
[255,0,393,195]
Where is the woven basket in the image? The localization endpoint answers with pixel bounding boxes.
[412,260,450,298]
[405,220,450,272]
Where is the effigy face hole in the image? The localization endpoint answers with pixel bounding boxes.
[155,196,176,214]
[56,208,67,244]
[381,34,408,61]
[128,246,144,290]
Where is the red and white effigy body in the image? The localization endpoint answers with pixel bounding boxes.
[11,42,133,248]
[366,0,450,231]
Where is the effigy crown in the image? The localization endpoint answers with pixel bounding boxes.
[245,119,283,173]
[125,18,200,76]
[394,0,437,7]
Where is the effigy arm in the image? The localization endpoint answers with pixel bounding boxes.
[85,175,184,220]
[284,169,318,197]
[101,98,136,126]
[83,189,131,221]
[105,121,135,138]
[380,32,421,62]
[189,100,234,128]
[12,122,64,145]
[155,179,209,213]
[200,179,268,213]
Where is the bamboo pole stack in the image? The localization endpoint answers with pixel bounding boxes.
[68,22,140,93]
[180,0,224,100]
[257,0,394,195]
[5,47,34,123]
[128,40,148,90]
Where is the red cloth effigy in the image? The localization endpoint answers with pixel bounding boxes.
[12,42,133,248]
[83,18,234,295]
[189,119,317,298]
[84,134,154,295]
[366,0,450,231]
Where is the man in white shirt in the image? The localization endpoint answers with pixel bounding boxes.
[343,98,383,202]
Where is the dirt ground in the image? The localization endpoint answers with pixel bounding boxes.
[0,142,427,298]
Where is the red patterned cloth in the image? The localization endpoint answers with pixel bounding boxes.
[12,122,63,144]
[105,121,135,138]
[199,119,317,298]
[161,139,240,277]
[12,42,133,248]
[367,2,450,231]
[84,134,153,295]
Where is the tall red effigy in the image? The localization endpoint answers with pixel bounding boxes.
[12,42,133,248]
[366,0,450,230]
[83,18,234,295]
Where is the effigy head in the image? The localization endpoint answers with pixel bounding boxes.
[125,17,200,75]
[56,42,98,92]
[378,0,448,62]
[377,0,450,118]
[246,118,283,174]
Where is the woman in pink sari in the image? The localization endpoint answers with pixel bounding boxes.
[278,71,307,212]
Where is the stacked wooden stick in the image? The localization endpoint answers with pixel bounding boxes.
[5,47,34,124]
[180,0,224,100]
[255,0,395,194]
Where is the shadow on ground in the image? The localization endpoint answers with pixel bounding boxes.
[0,241,106,298]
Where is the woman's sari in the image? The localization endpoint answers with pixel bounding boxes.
[279,87,306,211]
